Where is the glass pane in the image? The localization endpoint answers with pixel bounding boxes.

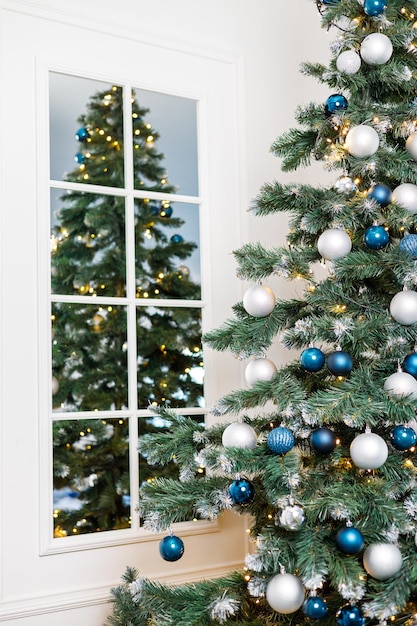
[52,303,128,412]
[132,89,198,196]
[51,190,126,297]
[137,306,204,409]
[49,72,124,187]
[135,200,201,299]
[53,417,130,537]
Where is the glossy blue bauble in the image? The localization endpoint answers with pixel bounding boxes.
[367,183,392,207]
[325,94,348,115]
[336,527,365,555]
[159,535,184,561]
[75,127,89,142]
[170,234,184,244]
[326,351,353,377]
[300,347,325,372]
[336,604,365,626]
[364,225,389,250]
[74,152,86,164]
[364,0,387,16]
[390,425,417,451]
[403,352,417,377]
[267,427,295,455]
[311,427,337,454]
[229,478,255,505]
[322,0,340,4]
[399,234,417,259]
[160,206,173,218]
[303,596,328,619]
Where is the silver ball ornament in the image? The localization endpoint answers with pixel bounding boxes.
[222,422,257,449]
[360,33,393,65]
[350,431,388,469]
[277,502,306,531]
[245,357,277,386]
[243,285,275,317]
[266,573,305,614]
[317,228,352,260]
[392,183,417,214]
[390,290,417,325]
[345,125,379,158]
[363,543,402,580]
[384,371,417,399]
[406,132,417,161]
[336,50,361,74]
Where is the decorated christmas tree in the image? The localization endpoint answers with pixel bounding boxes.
[108,0,417,623]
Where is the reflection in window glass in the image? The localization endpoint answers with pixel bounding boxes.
[52,303,128,412]
[53,418,130,537]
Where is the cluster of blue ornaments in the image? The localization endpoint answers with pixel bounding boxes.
[300,347,353,376]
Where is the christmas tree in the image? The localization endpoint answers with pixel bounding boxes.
[52,85,203,536]
[108,0,417,624]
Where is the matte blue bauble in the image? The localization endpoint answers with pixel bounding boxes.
[367,183,392,207]
[74,152,86,164]
[229,478,255,505]
[364,0,387,15]
[327,351,353,376]
[399,234,417,259]
[75,127,89,142]
[390,425,417,450]
[311,427,337,454]
[364,225,389,249]
[337,604,365,626]
[160,206,173,218]
[159,535,184,561]
[325,94,348,115]
[300,347,325,372]
[267,427,295,455]
[336,527,365,555]
[170,234,184,244]
[303,596,328,619]
[403,352,417,377]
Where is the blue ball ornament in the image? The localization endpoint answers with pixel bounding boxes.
[399,234,417,260]
[367,183,392,207]
[327,351,353,377]
[160,206,173,218]
[300,347,325,372]
[364,225,389,250]
[267,427,295,455]
[403,351,417,377]
[390,425,417,451]
[75,127,90,142]
[159,534,184,561]
[229,477,255,505]
[336,527,364,555]
[74,152,86,164]
[322,0,340,4]
[303,596,328,619]
[311,427,337,454]
[364,0,387,16]
[325,94,348,115]
[336,604,365,626]
[170,234,184,244]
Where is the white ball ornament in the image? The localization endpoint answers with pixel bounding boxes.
[363,543,403,580]
[317,228,352,260]
[52,376,59,395]
[245,358,277,386]
[266,573,305,614]
[390,290,417,325]
[222,422,257,449]
[392,183,417,214]
[406,132,417,161]
[384,370,417,399]
[360,33,393,65]
[345,125,379,158]
[243,285,275,317]
[336,50,362,74]
[350,431,388,469]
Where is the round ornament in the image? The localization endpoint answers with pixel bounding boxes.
[392,183,417,213]
[303,596,328,619]
[245,358,277,386]
[266,573,305,614]
[403,351,417,376]
[334,176,357,194]
[384,370,417,398]
[367,183,392,207]
[336,50,362,75]
[350,431,388,469]
[360,33,393,65]
[336,604,365,626]
[399,234,417,259]
[390,290,417,325]
[222,422,257,449]
[74,152,86,164]
[325,94,348,116]
[75,127,89,142]
[322,0,340,4]
[345,125,379,158]
[159,534,184,562]
[160,206,173,218]
[363,0,387,15]
[327,350,353,377]
[311,427,337,454]
[267,427,295,455]
[52,376,59,395]
[364,225,389,250]
[170,234,184,244]
[390,424,417,450]
[317,228,352,260]
[243,285,275,318]
[363,543,402,579]
[229,477,254,505]
[336,526,365,555]
[406,132,417,161]
[300,347,325,372]
[277,502,306,531]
